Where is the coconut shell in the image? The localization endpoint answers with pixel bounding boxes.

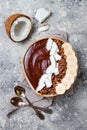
[5,13,32,42]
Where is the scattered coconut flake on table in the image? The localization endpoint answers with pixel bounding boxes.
[35,8,51,23]
[36,38,61,92]
[38,24,50,32]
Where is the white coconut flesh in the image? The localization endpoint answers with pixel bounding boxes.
[10,17,32,42]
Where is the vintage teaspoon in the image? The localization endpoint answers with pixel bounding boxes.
[7,96,45,120]
[14,86,53,114]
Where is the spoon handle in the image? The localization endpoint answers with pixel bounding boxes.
[41,108,53,114]
[34,106,53,114]
[35,109,45,120]
[25,96,33,106]
[25,99,53,115]
[7,107,20,118]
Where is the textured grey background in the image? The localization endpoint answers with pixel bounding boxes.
[0,0,87,130]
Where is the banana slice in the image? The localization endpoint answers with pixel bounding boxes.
[67,57,78,64]
[67,56,78,71]
[61,78,71,90]
[66,67,77,77]
[66,55,78,63]
[65,73,75,84]
[62,42,72,50]
[67,62,78,71]
[56,83,65,95]
[64,49,75,56]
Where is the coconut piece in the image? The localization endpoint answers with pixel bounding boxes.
[38,23,50,32]
[46,38,53,51]
[48,74,52,83]
[5,14,32,42]
[52,68,59,75]
[45,78,52,88]
[35,8,51,23]
[38,74,47,86]
[36,74,47,92]
[54,53,61,61]
[46,65,54,74]
[50,55,56,68]
[36,83,45,92]
[50,42,58,55]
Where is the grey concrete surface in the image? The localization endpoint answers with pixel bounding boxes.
[0,0,87,130]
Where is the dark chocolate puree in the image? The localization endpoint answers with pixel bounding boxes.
[24,38,67,95]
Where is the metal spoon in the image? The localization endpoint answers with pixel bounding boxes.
[35,109,45,120]
[14,86,53,114]
[14,86,32,106]
[34,106,53,114]
[7,107,20,118]
[8,96,45,120]
[7,97,26,118]
[10,97,25,107]
[7,106,45,120]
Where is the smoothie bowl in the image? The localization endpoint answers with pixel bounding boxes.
[22,37,78,97]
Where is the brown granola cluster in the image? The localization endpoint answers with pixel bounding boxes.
[40,39,67,95]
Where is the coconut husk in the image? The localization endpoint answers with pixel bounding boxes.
[5,13,32,42]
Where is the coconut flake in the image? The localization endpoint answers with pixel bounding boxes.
[36,74,52,91]
[50,42,58,55]
[46,65,54,74]
[38,24,50,32]
[48,74,52,82]
[52,68,59,75]
[36,74,47,92]
[38,74,47,85]
[36,83,45,92]
[45,78,52,88]
[46,38,53,51]
[54,53,61,61]
[50,55,56,68]
[35,8,51,23]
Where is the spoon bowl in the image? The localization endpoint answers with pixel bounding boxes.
[10,97,24,107]
[14,86,25,97]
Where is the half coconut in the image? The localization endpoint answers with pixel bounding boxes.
[5,14,32,42]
